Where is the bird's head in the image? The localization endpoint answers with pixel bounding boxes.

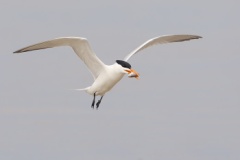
[116,60,139,79]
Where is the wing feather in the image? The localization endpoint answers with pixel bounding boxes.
[14,37,106,79]
[124,34,202,61]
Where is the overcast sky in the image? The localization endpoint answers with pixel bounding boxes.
[0,0,240,160]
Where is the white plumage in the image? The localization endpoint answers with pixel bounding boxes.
[14,34,202,109]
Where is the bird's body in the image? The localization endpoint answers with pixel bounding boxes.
[85,64,125,96]
[14,34,202,109]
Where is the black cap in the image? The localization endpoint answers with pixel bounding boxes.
[116,60,131,69]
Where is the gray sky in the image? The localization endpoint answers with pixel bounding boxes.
[1,0,240,160]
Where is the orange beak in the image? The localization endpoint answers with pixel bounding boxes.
[125,69,140,79]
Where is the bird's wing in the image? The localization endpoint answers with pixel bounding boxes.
[124,34,202,61]
[14,37,106,79]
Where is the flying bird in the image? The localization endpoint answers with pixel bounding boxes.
[14,34,202,109]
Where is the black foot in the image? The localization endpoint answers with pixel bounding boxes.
[96,100,101,109]
[91,101,95,109]
[96,96,103,109]
[91,93,96,109]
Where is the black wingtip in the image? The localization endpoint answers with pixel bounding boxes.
[196,35,203,39]
[13,49,29,53]
[13,49,23,53]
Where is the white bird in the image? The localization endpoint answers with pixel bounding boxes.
[14,34,202,109]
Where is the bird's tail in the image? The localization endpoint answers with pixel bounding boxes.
[69,87,90,91]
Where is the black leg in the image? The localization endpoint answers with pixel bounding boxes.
[91,93,96,109]
[96,96,104,109]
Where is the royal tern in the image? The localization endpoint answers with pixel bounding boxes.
[14,34,202,109]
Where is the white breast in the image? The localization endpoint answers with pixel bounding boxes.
[86,64,125,96]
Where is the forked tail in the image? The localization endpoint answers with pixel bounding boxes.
[69,87,90,91]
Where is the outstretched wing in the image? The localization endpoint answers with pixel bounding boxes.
[124,34,202,61]
[14,37,106,79]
